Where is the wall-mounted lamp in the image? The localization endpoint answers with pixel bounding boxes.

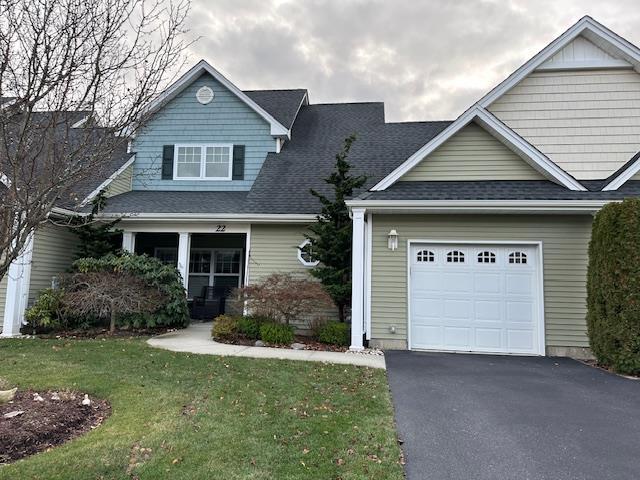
[388,229,398,251]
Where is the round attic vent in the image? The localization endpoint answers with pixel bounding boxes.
[196,86,214,104]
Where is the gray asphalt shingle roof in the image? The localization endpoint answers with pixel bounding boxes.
[359,180,640,201]
[97,190,249,214]
[244,89,307,130]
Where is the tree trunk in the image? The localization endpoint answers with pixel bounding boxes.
[109,300,117,333]
[338,303,345,323]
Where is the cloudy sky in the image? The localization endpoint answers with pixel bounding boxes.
[183,0,640,122]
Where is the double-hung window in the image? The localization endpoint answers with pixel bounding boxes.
[174,144,233,180]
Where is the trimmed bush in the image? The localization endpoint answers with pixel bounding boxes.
[212,315,239,341]
[72,253,189,328]
[260,322,294,345]
[587,199,640,375]
[237,316,262,340]
[318,321,350,346]
[25,289,66,329]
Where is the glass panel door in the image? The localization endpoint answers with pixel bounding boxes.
[213,249,242,289]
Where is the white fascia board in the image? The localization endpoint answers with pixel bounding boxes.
[371,107,585,192]
[346,199,611,214]
[71,115,89,128]
[478,16,640,108]
[97,212,317,223]
[79,154,136,206]
[144,60,290,138]
[602,155,640,191]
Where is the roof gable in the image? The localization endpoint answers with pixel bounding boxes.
[144,60,290,137]
[538,35,632,71]
[371,107,585,191]
[400,122,545,182]
[479,16,640,108]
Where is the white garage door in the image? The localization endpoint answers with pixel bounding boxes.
[409,243,542,355]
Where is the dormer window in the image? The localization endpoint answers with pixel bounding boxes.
[174,144,233,180]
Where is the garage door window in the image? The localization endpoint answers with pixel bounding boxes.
[417,250,435,262]
[508,251,527,264]
[477,251,496,263]
[446,250,465,263]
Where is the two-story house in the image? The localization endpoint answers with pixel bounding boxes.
[3,16,640,361]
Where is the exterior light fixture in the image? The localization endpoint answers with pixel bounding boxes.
[388,229,399,251]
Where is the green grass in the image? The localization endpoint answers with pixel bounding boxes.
[0,338,403,479]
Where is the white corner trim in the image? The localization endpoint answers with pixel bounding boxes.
[297,238,320,267]
[478,16,640,108]
[0,172,10,187]
[144,60,290,138]
[1,233,34,337]
[602,155,640,191]
[80,154,136,206]
[371,107,585,192]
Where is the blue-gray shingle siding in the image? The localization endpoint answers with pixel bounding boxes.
[132,73,276,191]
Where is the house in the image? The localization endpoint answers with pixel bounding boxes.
[2,16,640,360]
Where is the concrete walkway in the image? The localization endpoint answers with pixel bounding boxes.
[147,322,385,369]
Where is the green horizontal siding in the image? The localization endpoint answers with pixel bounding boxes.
[28,224,80,304]
[249,224,338,326]
[105,163,133,197]
[370,214,593,349]
[401,123,545,181]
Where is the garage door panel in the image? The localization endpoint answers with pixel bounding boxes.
[475,328,503,349]
[474,273,502,294]
[443,299,472,320]
[475,300,502,322]
[410,243,541,355]
[444,327,471,348]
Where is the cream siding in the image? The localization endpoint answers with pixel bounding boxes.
[0,275,7,327]
[28,223,80,304]
[488,69,640,180]
[401,123,545,181]
[105,163,133,197]
[370,214,592,350]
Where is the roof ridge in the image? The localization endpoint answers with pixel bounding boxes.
[243,88,307,93]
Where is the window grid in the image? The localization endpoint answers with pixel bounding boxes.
[477,251,496,264]
[416,250,435,262]
[175,144,232,180]
[446,250,465,263]
[508,251,527,264]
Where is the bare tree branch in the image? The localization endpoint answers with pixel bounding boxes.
[0,0,192,280]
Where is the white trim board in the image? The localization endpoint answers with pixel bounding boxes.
[602,154,640,191]
[80,155,136,206]
[370,107,585,192]
[405,239,546,356]
[143,60,290,138]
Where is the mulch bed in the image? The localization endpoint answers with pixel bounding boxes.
[32,326,177,339]
[217,334,349,352]
[0,389,110,464]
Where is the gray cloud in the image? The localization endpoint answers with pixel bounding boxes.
[183,0,640,121]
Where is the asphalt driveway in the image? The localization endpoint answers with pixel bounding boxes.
[385,351,640,480]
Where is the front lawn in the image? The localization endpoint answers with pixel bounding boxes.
[0,338,403,479]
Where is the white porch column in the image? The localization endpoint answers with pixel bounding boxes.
[350,208,366,351]
[177,232,191,292]
[1,234,34,337]
[122,231,136,253]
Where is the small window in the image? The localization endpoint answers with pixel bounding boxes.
[508,251,527,264]
[446,250,465,263]
[477,251,496,264]
[298,239,319,267]
[175,144,232,180]
[416,250,435,262]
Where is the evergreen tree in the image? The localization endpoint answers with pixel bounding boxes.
[306,134,366,322]
[70,191,122,259]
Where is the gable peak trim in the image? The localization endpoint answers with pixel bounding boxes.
[370,107,586,192]
[144,60,290,138]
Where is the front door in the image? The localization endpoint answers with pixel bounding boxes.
[187,248,242,299]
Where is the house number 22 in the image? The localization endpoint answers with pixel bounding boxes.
[216,225,226,232]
